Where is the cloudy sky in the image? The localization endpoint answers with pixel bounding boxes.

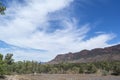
[0,0,120,62]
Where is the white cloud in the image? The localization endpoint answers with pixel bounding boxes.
[0,0,116,61]
[95,31,106,34]
[0,49,47,62]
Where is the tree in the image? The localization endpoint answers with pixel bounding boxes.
[86,64,97,73]
[0,2,6,15]
[4,53,14,65]
[0,54,3,61]
[79,67,85,73]
[0,54,4,75]
[112,62,120,75]
[72,67,79,74]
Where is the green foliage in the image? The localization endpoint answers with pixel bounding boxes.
[0,2,6,15]
[71,67,79,74]
[4,53,14,65]
[0,53,14,75]
[112,62,120,75]
[49,67,58,74]
[79,67,84,73]
[102,70,109,76]
[0,60,4,75]
[0,54,3,60]
[0,53,120,75]
[86,64,97,73]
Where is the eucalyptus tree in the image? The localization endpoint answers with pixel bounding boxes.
[0,2,6,15]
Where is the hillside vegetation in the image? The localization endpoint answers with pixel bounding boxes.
[0,53,120,77]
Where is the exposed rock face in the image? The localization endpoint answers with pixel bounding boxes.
[49,44,120,64]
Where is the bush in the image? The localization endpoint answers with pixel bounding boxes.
[112,63,120,75]
[86,64,97,74]
[102,70,109,76]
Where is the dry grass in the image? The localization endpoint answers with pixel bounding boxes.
[4,74,120,80]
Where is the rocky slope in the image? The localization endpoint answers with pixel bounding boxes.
[49,44,120,64]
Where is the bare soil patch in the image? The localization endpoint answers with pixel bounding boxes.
[2,74,120,80]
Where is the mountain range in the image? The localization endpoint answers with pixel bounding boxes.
[1,40,120,63]
[49,44,120,64]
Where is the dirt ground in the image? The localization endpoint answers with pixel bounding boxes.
[1,74,120,80]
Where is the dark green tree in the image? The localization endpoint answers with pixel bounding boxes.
[0,54,3,61]
[112,62,120,75]
[0,54,5,75]
[86,64,97,73]
[0,2,6,15]
[4,53,14,65]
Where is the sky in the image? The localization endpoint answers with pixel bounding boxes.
[0,0,120,62]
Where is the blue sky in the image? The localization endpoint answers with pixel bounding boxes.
[0,0,120,62]
[72,0,120,42]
